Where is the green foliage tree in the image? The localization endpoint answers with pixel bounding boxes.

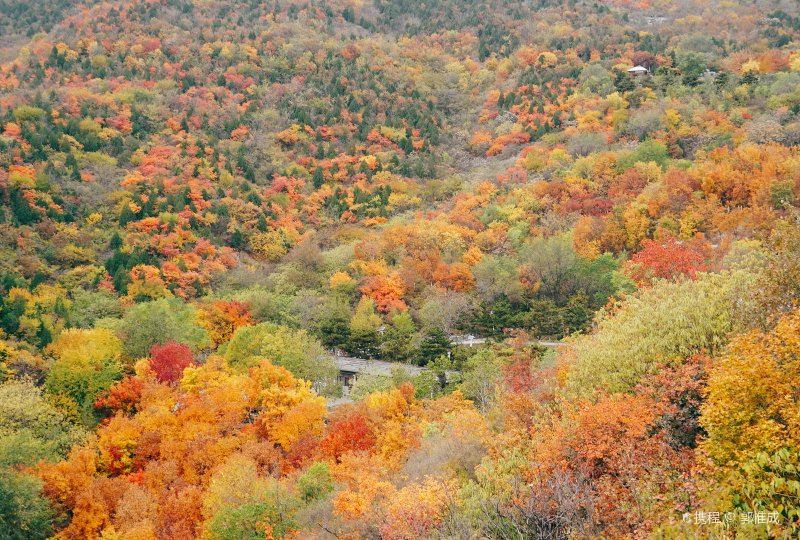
[204,455,299,539]
[566,269,757,398]
[115,298,210,359]
[0,379,85,466]
[67,289,122,329]
[0,380,83,540]
[458,349,503,410]
[616,139,670,170]
[677,51,707,86]
[224,322,336,387]
[472,295,523,338]
[346,297,382,359]
[348,372,394,400]
[318,308,351,349]
[472,255,523,304]
[297,462,333,502]
[44,328,125,426]
[380,311,416,361]
[613,69,636,93]
[733,448,800,533]
[0,471,54,540]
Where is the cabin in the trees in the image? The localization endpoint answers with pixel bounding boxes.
[333,356,425,390]
[627,65,650,76]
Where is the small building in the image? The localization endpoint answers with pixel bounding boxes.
[333,356,425,390]
[448,334,486,347]
[645,16,667,26]
[700,69,718,81]
[332,356,458,396]
[627,65,650,76]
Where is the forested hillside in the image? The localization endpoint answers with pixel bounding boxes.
[3,0,800,538]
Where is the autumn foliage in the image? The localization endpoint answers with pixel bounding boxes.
[148,341,194,384]
[3,0,800,537]
[626,235,712,285]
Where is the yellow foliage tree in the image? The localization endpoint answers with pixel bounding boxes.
[701,309,800,471]
[251,361,326,450]
[47,328,123,366]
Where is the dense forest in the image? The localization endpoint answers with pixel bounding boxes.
[3,0,800,537]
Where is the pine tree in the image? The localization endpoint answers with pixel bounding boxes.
[312,167,325,189]
[119,204,136,226]
[35,319,52,348]
[417,328,451,366]
[319,312,350,349]
[108,232,122,251]
[230,230,246,250]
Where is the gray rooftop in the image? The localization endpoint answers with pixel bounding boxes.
[333,356,425,377]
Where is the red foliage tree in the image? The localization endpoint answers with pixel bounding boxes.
[94,376,144,416]
[627,236,711,285]
[283,433,321,471]
[319,410,376,462]
[149,342,194,384]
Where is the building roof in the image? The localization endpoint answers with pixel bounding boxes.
[332,356,459,382]
[333,356,425,377]
[627,65,650,73]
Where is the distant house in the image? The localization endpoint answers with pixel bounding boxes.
[331,356,459,396]
[627,65,650,76]
[333,356,425,391]
[448,334,485,347]
[645,15,667,26]
[700,69,718,80]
